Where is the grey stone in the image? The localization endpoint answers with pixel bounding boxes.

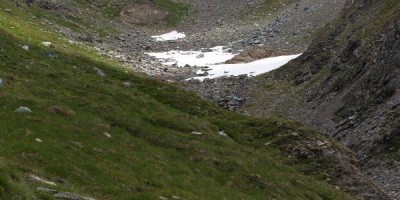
[290,132,299,136]
[15,107,32,113]
[218,131,228,137]
[93,67,106,77]
[123,81,132,87]
[54,192,95,200]
[37,187,58,194]
[196,54,205,59]
[28,174,56,186]
[0,78,4,86]
[201,48,213,53]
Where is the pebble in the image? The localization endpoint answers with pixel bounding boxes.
[191,131,203,135]
[22,45,29,50]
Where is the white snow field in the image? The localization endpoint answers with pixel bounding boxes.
[192,54,301,80]
[147,46,300,80]
[146,46,236,66]
[151,31,186,41]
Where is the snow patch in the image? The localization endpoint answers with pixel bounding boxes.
[146,46,236,66]
[147,46,300,80]
[151,31,186,41]
[192,54,301,80]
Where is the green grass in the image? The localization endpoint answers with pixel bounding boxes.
[0,5,353,200]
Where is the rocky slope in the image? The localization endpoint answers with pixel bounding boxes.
[241,0,400,198]
[1,0,397,199]
[0,5,357,199]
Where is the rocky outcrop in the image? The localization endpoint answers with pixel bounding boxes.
[244,0,400,198]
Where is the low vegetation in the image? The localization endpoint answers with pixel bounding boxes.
[0,4,354,200]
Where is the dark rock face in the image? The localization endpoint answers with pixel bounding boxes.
[245,0,400,198]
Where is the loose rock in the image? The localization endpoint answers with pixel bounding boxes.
[54,192,95,200]
[28,174,57,186]
[218,131,228,137]
[123,81,132,87]
[93,67,106,77]
[42,41,52,47]
[37,187,58,194]
[15,106,32,113]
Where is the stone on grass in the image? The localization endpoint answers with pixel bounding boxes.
[54,192,96,200]
[36,138,43,143]
[218,131,228,137]
[37,187,58,194]
[0,78,4,86]
[28,174,57,186]
[93,67,106,77]
[103,132,112,138]
[290,132,299,136]
[191,131,203,135]
[22,45,29,50]
[123,81,132,87]
[42,41,52,47]
[15,106,32,113]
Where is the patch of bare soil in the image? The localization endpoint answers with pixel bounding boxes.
[120,2,170,25]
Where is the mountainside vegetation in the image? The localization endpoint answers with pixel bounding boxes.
[0,2,357,199]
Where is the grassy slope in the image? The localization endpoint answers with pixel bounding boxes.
[0,3,352,200]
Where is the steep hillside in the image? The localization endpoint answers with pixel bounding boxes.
[0,3,366,200]
[243,0,400,198]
